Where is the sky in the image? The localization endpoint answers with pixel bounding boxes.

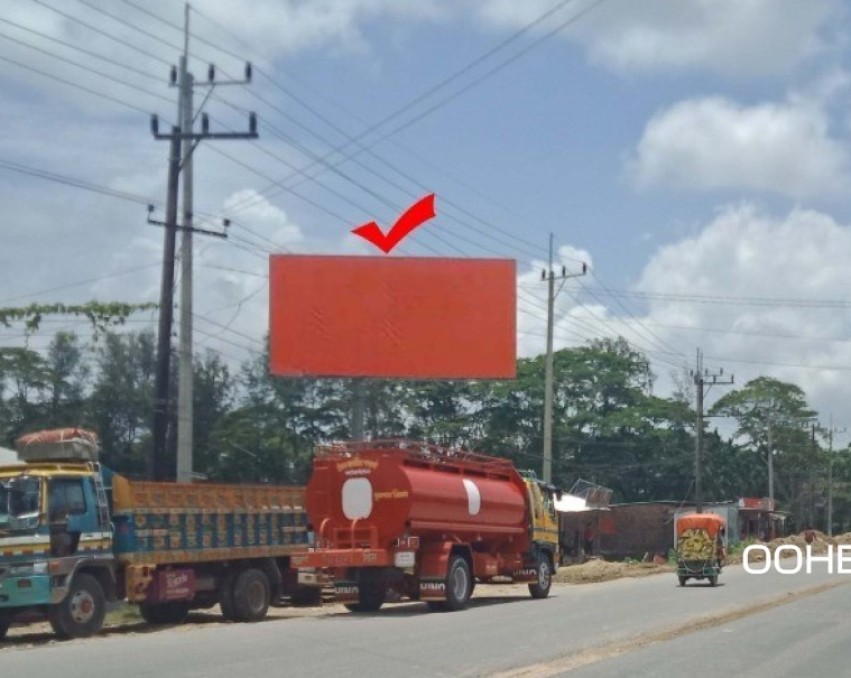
[2,0,851,434]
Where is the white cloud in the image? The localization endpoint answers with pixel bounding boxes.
[475,0,840,77]
[633,203,851,416]
[223,189,304,249]
[629,96,851,199]
[187,0,448,58]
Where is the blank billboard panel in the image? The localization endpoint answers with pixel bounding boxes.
[269,255,516,379]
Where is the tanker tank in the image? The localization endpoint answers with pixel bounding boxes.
[306,441,531,550]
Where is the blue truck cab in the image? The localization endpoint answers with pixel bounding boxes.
[0,455,116,640]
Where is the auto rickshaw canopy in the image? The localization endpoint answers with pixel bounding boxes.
[676,512,726,538]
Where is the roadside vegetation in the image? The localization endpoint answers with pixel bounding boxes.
[2,330,848,532]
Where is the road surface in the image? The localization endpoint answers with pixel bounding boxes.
[1,561,846,677]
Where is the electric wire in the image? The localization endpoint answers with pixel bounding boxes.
[30,0,172,67]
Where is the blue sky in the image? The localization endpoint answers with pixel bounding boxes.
[2,0,851,429]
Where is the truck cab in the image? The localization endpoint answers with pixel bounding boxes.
[519,472,561,591]
[0,436,115,640]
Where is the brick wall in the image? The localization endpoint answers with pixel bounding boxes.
[600,504,677,559]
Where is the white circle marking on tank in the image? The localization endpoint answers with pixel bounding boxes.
[463,478,481,516]
[342,477,373,520]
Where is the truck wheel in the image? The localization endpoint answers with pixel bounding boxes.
[528,553,553,599]
[344,570,387,613]
[232,568,271,622]
[219,570,239,621]
[139,601,190,625]
[0,618,9,641]
[678,576,687,587]
[709,575,718,587]
[347,579,386,613]
[48,573,106,639]
[443,556,472,611]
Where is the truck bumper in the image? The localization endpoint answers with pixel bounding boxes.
[0,574,52,608]
[291,548,395,569]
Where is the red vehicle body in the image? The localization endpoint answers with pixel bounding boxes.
[295,441,560,612]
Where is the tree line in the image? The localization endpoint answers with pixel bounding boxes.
[1,330,848,533]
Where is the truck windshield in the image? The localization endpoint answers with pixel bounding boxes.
[0,476,41,532]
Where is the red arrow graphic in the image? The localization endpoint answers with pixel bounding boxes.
[351,194,436,254]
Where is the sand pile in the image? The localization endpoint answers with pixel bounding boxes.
[554,559,671,584]
[828,532,851,546]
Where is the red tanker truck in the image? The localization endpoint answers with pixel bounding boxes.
[293,440,561,612]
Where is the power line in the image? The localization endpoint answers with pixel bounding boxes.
[0,261,161,304]
[0,15,162,83]
[589,288,851,308]
[371,0,608,143]
[0,52,158,116]
[72,0,184,54]
[0,28,173,104]
[212,92,545,261]
[30,0,172,66]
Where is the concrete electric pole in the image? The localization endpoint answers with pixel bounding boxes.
[824,417,846,536]
[149,7,257,480]
[177,5,195,484]
[542,233,586,483]
[691,349,733,513]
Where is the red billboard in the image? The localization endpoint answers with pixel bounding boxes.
[269,255,516,379]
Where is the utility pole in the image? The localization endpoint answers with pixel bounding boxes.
[691,349,733,513]
[825,416,846,536]
[177,5,194,484]
[149,19,257,480]
[767,421,774,512]
[542,233,586,483]
[150,129,182,482]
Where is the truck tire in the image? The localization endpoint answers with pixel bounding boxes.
[0,618,9,641]
[48,573,106,639]
[219,569,239,621]
[528,552,553,599]
[139,601,190,625]
[443,556,472,612]
[232,568,271,622]
[344,576,386,613]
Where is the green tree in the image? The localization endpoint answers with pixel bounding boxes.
[0,347,51,444]
[191,350,235,478]
[710,376,819,525]
[88,331,157,475]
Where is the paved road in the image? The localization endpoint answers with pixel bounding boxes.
[570,582,851,678]
[1,562,846,677]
